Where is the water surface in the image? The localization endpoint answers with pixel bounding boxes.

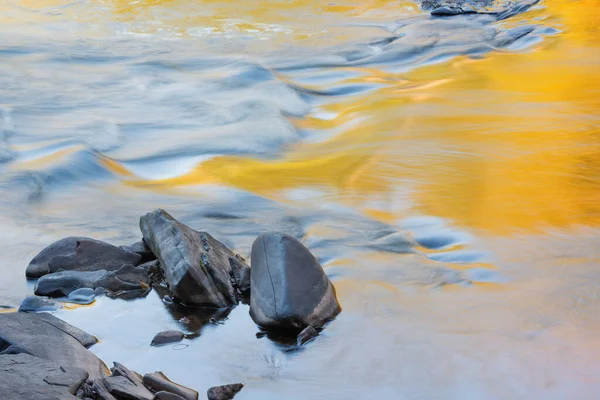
[0,0,599,398]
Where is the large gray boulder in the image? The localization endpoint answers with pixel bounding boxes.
[0,353,88,400]
[0,312,107,379]
[249,232,341,332]
[139,209,250,308]
[26,237,142,278]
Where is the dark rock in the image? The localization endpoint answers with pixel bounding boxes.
[206,384,243,400]
[249,232,341,332]
[296,325,319,346]
[93,378,117,400]
[229,255,251,299]
[143,371,198,400]
[35,270,108,297]
[18,295,59,312]
[151,330,185,346]
[26,237,142,279]
[96,264,150,294]
[120,240,156,263]
[103,375,154,400]
[154,391,188,400]
[0,353,88,400]
[139,209,250,308]
[34,264,150,299]
[111,362,144,386]
[0,312,106,379]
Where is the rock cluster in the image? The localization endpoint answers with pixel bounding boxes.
[16,208,343,399]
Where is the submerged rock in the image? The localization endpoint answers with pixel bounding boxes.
[18,295,59,312]
[0,353,88,400]
[250,232,341,332]
[139,209,250,308]
[0,312,106,379]
[26,237,142,278]
[143,371,198,400]
[207,383,243,400]
[66,287,96,304]
[151,330,185,346]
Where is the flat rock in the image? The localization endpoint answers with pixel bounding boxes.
[143,371,198,400]
[0,312,106,379]
[18,295,59,312]
[250,232,341,332]
[151,330,185,346]
[207,384,243,400]
[111,362,144,386]
[26,237,142,279]
[0,353,88,400]
[103,375,153,400]
[139,209,250,307]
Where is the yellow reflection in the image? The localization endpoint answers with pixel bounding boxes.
[122,0,600,234]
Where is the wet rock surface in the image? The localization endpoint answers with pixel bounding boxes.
[0,312,105,379]
[18,295,59,312]
[0,353,88,400]
[139,209,250,308]
[151,330,185,346]
[250,232,341,332]
[143,372,198,400]
[119,240,157,264]
[103,375,154,400]
[33,263,150,299]
[206,384,243,400]
[26,237,142,279]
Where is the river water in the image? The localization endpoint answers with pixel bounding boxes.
[0,0,599,398]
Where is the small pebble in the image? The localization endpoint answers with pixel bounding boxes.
[151,330,185,346]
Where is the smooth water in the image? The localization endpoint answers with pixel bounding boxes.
[0,0,599,398]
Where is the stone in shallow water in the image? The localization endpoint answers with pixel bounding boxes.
[207,383,243,400]
[250,232,341,332]
[26,236,142,278]
[0,312,105,379]
[66,287,96,304]
[139,209,250,308]
[296,325,319,346]
[18,295,59,312]
[0,353,88,400]
[151,330,185,346]
[143,371,198,400]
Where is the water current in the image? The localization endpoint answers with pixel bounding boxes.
[0,0,599,398]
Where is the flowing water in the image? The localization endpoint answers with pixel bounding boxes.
[1,0,599,398]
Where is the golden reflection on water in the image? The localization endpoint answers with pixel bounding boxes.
[122,0,600,234]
